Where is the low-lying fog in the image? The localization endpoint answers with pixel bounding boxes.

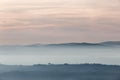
[0,46,120,65]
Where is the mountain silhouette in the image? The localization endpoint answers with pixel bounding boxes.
[26,41,120,47]
[0,64,120,80]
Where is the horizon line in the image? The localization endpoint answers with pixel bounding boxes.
[0,63,120,66]
[0,40,120,46]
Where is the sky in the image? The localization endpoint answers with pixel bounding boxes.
[0,0,120,45]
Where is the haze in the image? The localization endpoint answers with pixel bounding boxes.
[0,0,120,45]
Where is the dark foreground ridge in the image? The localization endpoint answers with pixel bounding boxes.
[0,64,120,80]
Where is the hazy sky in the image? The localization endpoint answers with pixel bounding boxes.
[0,0,120,45]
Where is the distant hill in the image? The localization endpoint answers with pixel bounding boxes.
[101,41,120,46]
[0,64,120,80]
[0,41,120,47]
[26,41,120,47]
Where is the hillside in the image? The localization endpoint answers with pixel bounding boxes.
[0,64,120,80]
